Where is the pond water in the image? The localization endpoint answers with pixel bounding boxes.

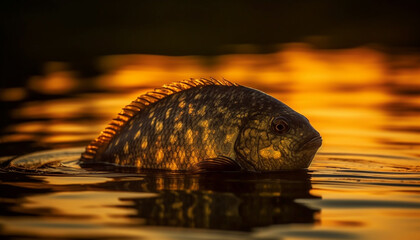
[1,44,420,239]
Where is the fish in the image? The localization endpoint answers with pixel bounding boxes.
[81,78,322,172]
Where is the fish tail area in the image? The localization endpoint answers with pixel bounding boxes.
[81,78,238,162]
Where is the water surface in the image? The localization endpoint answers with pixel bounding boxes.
[1,45,419,239]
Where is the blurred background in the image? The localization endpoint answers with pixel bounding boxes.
[1,0,419,87]
[1,2,420,239]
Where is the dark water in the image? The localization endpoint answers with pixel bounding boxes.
[1,46,420,239]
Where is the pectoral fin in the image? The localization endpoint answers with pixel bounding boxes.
[191,156,242,173]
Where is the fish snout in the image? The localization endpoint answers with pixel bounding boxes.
[298,134,322,152]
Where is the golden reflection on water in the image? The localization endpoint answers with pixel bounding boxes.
[88,44,418,91]
[1,43,420,240]
[5,44,419,160]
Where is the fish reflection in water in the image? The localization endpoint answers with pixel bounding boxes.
[89,169,319,231]
[0,166,319,232]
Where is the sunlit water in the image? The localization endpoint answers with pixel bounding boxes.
[1,44,420,239]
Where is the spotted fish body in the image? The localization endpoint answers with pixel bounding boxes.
[82,78,322,172]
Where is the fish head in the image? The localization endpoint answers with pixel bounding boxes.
[235,108,322,171]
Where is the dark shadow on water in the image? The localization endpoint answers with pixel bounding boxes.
[96,169,320,231]
[0,168,320,232]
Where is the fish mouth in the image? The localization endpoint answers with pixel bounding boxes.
[298,135,322,151]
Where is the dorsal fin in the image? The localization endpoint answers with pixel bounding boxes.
[81,78,238,161]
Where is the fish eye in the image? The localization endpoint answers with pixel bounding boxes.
[271,117,289,134]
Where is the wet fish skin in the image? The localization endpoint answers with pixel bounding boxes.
[82,79,322,172]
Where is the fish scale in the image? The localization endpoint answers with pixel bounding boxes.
[82,78,322,172]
